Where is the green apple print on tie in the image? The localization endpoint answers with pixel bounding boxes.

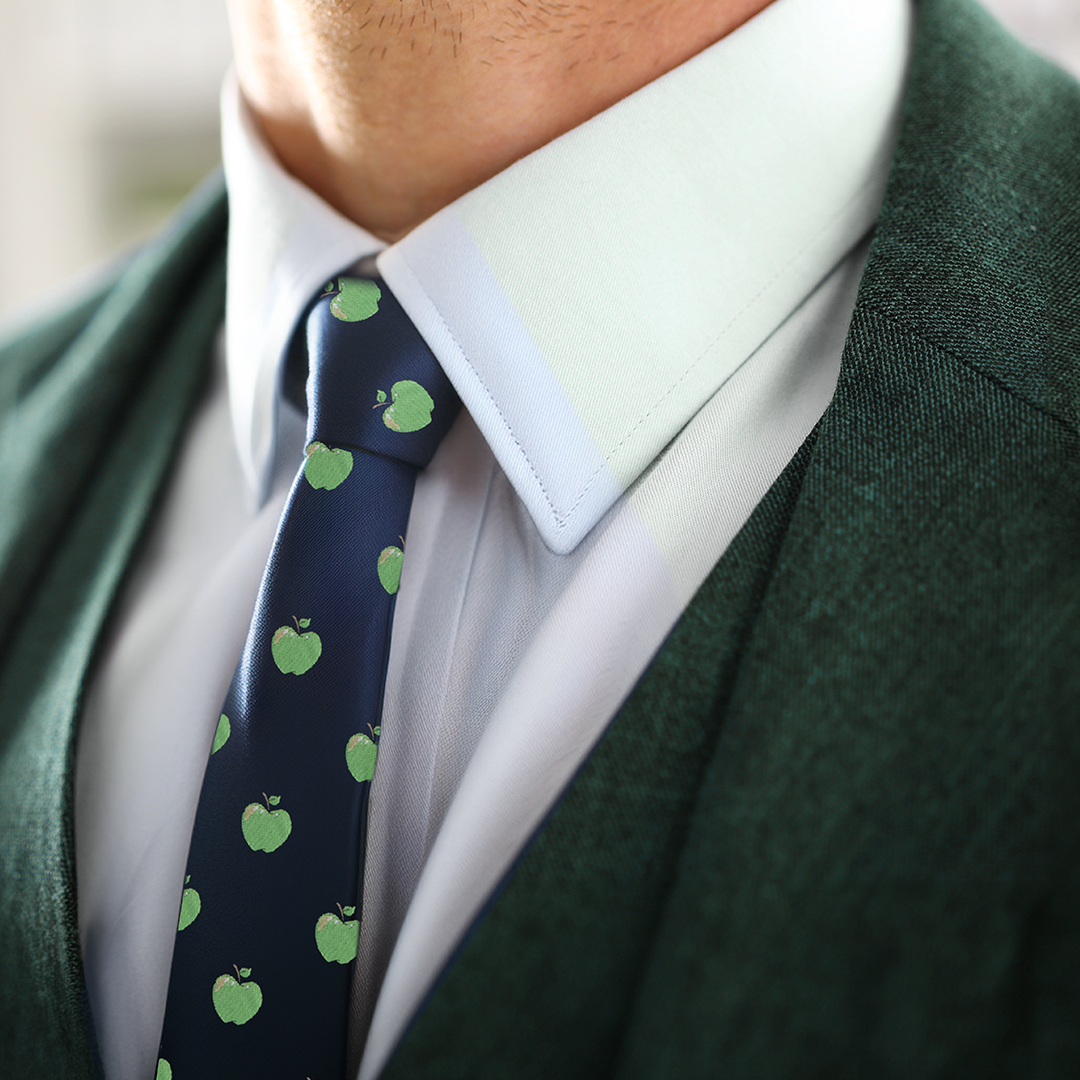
[242,793,292,852]
[213,965,263,1024]
[211,714,230,754]
[272,617,322,674]
[325,277,381,322]
[346,725,381,783]
[378,543,404,594]
[304,442,354,490]
[373,381,434,432]
[155,1059,172,1080]
[177,876,201,931]
[315,903,360,964]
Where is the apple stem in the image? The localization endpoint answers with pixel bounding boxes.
[337,902,345,920]
[233,964,241,981]
[263,792,270,811]
[292,615,301,632]
[368,723,376,740]
[372,399,390,409]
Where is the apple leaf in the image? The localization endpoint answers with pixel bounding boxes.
[185,875,190,884]
[299,618,311,628]
[269,795,281,806]
[374,726,381,736]
[377,389,387,403]
[343,906,356,917]
[239,968,252,979]
[323,280,335,294]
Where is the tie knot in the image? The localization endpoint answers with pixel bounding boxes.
[303,276,460,468]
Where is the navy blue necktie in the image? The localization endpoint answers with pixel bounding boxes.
[157,276,460,1080]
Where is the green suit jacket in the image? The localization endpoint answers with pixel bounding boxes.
[2,1,1078,1076]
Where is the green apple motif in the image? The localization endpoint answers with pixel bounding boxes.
[373,380,434,432]
[377,545,404,594]
[241,793,292,852]
[212,713,231,754]
[315,902,360,964]
[304,441,354,490]
[213,965,263,1025]
[346,725,380,783]
[178,875,201,931]
[272,617,322,674]
[155,1058,172,1080]
[325,277,381,322]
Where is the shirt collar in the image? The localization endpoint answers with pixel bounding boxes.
[223,0,912,554]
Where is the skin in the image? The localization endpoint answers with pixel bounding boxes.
[226,0,777,241]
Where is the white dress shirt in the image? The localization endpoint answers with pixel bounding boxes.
[73,0,914,1076]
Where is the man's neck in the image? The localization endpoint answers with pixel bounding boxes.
[226,0,775,241]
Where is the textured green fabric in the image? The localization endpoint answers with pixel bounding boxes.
[383,1,1080,1078]
[0,177,227,1078]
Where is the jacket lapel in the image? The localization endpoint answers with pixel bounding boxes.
[381,432,820,1080]
[384,0,1080,1076]
[0,179,227,1077]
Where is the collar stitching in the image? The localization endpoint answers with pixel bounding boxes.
[417,291,570,531]
[418,178,878,534]
[601,186,874,470]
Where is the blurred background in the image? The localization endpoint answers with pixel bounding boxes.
[1,0,1079,319]
[0,0,231,318]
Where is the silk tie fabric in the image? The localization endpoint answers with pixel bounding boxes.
[157,276,460,1080]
